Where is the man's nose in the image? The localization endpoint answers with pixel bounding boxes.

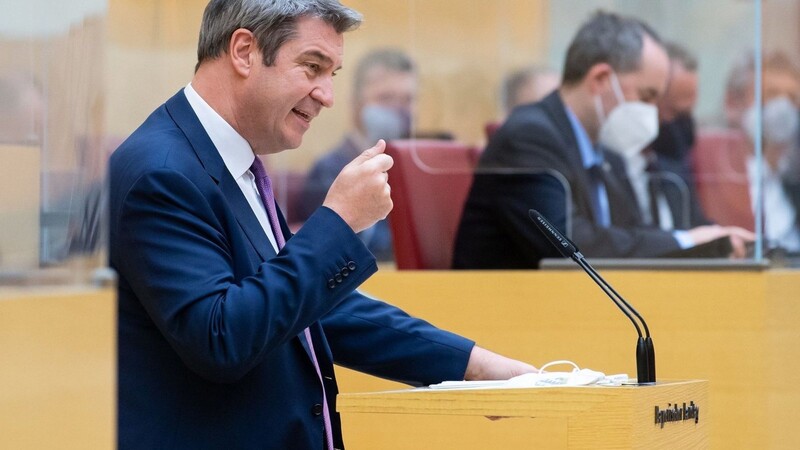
[311,78,334,108]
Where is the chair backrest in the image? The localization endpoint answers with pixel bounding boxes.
[385,139,481,269]
[691,128,754,230]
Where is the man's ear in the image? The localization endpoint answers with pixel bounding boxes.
[585,63,613,96]
[229,28,256,77]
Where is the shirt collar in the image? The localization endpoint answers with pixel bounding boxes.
[564,105,604,169]
[184,83,255,179]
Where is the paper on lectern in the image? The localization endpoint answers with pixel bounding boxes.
[426,361,629,390]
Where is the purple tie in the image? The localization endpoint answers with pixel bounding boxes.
[250,157,286,248]
[250,157,334,450]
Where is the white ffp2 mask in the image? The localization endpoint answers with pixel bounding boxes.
[596,72,659,158]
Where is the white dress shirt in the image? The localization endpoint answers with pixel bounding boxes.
[183,83,280,253]
[747,157,800,252]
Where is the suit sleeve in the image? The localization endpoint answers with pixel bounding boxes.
[570,216,681,257]
[321,292,474,386]
[115,168,377,383]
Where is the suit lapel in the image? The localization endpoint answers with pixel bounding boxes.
[220,175,277,261]
[164,91,314,365]
[164,90,277,262]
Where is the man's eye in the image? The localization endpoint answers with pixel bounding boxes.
[307,63,320,73]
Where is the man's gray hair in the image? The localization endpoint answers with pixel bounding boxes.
[562,10,662,86]
[196,0,362,71]
[352,48,415,100]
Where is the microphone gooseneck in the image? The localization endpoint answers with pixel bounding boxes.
[529,209,656,384]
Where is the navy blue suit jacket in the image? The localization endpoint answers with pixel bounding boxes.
[109,91,474,450]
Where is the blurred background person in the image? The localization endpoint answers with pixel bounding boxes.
[0,71,44,145]
[300,48,416,261]
[500,65,560,119]
[633,41,711,231]
[484,65,560,140]
[723,50,800,254]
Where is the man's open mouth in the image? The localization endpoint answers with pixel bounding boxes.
[292,108,312,122]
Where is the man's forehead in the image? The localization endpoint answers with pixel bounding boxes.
[628,39,670,95]
[289,16,344,62]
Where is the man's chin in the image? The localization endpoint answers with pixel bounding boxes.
[261,137,304,155]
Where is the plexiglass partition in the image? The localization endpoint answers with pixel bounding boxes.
[3,0,799,282]
[1,0,110,284]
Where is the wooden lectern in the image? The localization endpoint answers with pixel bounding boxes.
[338,380,708,449]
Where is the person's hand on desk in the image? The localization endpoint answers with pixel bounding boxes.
[465,346,538,421]
[324,139,393,233]
[464,345,537,381]
[686,225,756,259]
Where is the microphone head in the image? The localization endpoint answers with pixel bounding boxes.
[528,209,578,258]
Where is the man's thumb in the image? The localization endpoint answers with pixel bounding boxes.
[355,139,386,162]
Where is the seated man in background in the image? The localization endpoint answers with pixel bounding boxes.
[723,50,800,254]
[500,65,560,119]
[301,48,416,261]
[636,41,711,230]
[454,11,752,269]
[483,65,560,139]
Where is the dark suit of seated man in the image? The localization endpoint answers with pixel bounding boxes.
[453,171,569,269]
[453,11,753,268]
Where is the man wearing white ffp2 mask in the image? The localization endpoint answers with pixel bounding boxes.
[459,10,753,264]
[722,50,800,253]
[742,96,800,153]
[596,71,660,227]
[742,97,800,252]
[596,72,660,159]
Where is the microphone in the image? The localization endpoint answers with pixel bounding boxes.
[529,209,656,384]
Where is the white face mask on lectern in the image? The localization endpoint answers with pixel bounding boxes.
[595,72,659,159]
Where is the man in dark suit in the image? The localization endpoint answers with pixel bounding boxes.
[109,2,535,449]
[454,11,752,268]
[646,41,711,230]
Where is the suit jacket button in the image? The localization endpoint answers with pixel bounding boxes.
[341,267,349,277]
[347,261,356,271]
[327,279,336,289]
[312,404,323,416]
[335,273,343,283]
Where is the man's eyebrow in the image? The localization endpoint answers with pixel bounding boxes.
[301,50,342,71]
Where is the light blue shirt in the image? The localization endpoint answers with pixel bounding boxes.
[564,106,691,248]
[564,106,611,227]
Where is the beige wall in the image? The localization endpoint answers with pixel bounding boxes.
[0,288,116,449]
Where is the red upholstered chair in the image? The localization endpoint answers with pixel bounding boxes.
[385,139,481,269]
[484,121,502,140]
[691,128,755,231]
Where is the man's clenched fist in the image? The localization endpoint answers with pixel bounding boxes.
[323,139,394,233]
